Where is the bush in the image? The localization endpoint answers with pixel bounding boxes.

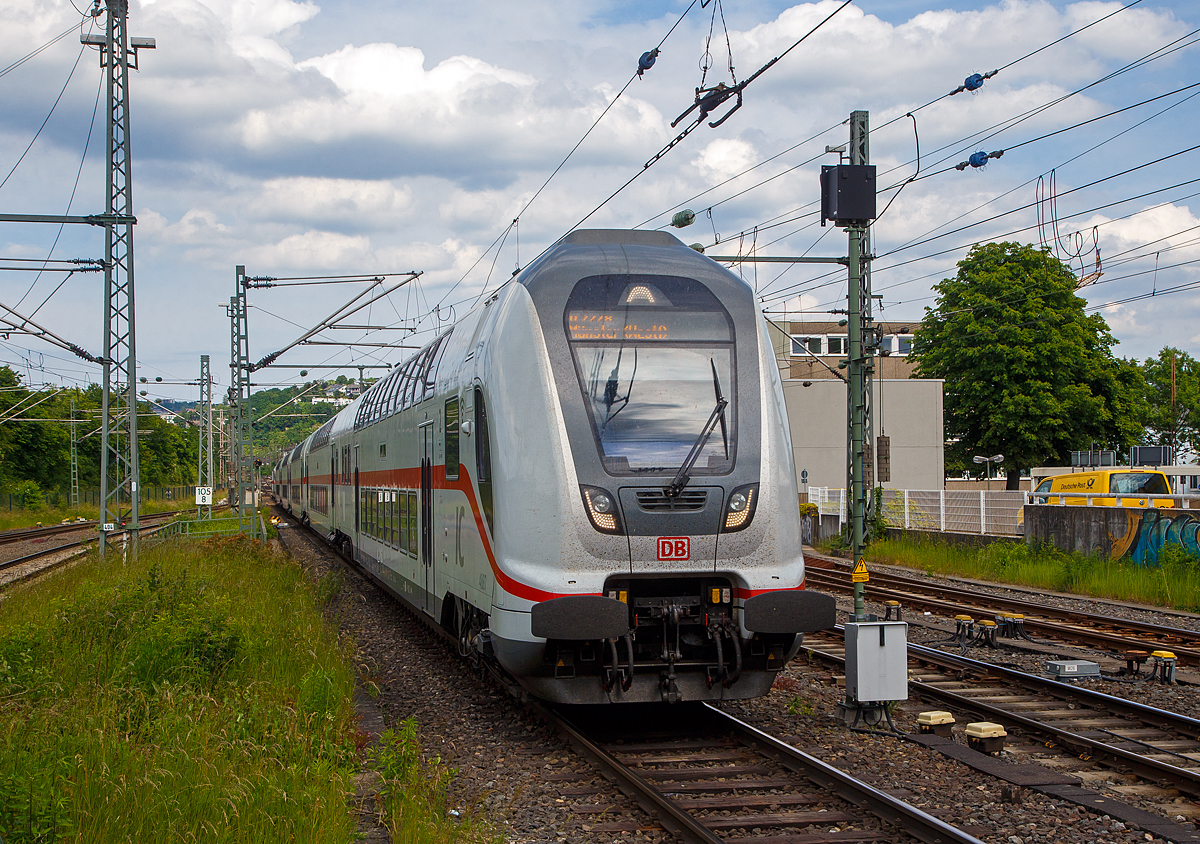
[8,480,43,512]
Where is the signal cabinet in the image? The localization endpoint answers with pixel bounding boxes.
[844,621,908,703]
[820,164,877,226]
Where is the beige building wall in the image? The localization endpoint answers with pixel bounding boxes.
[782,378,945,492]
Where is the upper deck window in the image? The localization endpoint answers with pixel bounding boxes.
[565,275,736,476]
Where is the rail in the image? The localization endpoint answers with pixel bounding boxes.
[536,698,986,844]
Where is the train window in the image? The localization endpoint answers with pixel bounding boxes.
[475,387,494,534]
[564,275,737,476]
[399,492,409,554]
[426,330,452,389]
[390,493,399,547]
[445,397,460,479]
[384,369,403,417]
[407,491,418,556]
[400,358,417,410]
[413,344,435,405]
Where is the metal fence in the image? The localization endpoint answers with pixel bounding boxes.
[810,487,1200,540]
[810,487,1027,537]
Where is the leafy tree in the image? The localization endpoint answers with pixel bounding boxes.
[1141,347,1200,461]
[911,242,1145,489]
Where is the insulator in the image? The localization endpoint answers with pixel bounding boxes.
[963,73,985,91]
[671,209,696,228]
[638,49,659,77]
[968,151,989,168]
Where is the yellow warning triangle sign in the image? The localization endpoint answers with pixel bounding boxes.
[851,556,869,583]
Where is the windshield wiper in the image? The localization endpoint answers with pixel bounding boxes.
[665,394,728,499]
[711,358,728,460]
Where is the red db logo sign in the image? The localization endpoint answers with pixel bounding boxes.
[657,537,690,561]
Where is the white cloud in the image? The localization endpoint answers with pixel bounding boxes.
[692,138,759,180]
[247,229,370,269]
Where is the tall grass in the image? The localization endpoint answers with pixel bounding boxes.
[0,536,360,843]
[867,536,1200,612]
[0,503,104,532]
[374,718,502,844]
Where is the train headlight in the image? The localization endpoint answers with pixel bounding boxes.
[723,484,759,532]
[581,485,623,534]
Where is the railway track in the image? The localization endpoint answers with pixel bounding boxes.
[273,505,985,844]
[806,629,1200,834]
[804,562,1200,666]
[0,520,182,588]
[538,700,985,844]
[0,508,187,546]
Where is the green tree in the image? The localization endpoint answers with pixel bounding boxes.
[1141,347,1200,461]
[911,242,1145,489]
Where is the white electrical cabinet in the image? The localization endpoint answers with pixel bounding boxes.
[844,621,908,702]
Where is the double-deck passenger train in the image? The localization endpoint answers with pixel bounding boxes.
[274,229,834,704]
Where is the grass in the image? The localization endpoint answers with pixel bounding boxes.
[0,535,360,843]
[0,502,184,533]
[865,535,1200,612]
[0,503,104,532]
[373,718,502,844]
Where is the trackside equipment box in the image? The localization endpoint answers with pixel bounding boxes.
[1046,659,1100,679]
[845,621,908,702]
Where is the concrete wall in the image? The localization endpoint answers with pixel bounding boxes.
[1024,504,1200,564]
[784,378,944,492]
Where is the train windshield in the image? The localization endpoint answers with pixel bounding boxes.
[565,275,736,476]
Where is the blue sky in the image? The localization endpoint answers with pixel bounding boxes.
[1,0,1197,402]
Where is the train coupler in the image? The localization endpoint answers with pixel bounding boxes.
[660,669,682,703]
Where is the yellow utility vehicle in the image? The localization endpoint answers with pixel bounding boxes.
[1033,470,1174,508]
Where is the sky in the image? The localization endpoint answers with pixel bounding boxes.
[1,0,1198,404]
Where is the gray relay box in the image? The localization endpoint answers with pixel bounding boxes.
[845,621,908,703]
[1046,659,1099,679]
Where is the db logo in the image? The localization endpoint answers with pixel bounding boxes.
[657,537,690,561]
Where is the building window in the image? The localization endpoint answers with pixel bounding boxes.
[826,336,846,356]
[791,336,823,356]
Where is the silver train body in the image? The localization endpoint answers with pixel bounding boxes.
[273,230,834,704]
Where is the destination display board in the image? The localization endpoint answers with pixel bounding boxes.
[567,310,730,342]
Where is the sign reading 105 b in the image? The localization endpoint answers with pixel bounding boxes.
[195,487,213,505]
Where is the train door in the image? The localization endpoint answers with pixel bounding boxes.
[420,420,435,616]
[330,445,336,509]
[353,445,360,540]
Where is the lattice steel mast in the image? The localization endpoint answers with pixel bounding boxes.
[90,0,153,557]
[197,354,213,520]
[70,398,79,506]
[229,266,256,538]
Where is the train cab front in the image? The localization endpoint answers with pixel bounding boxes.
[503,231,836,703]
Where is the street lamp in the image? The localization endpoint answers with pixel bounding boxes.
[973,454,1004,490]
